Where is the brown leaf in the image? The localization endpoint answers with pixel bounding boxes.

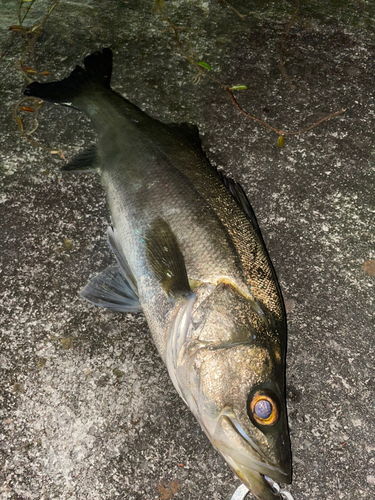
[21,65,37,74]
[16,116,24,131]
[8,25,25,32]
[60,337,74,350]
[362,260,375,276]
[158,480,180,500]
[19,106,35,112]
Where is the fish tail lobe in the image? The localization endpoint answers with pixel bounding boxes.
[23,48,113,105]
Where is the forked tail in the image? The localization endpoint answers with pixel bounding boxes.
[24,48,113,105]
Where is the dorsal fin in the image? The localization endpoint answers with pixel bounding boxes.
[168,122,262,238]
[166,123,213,164]
[167,123,202,147]
[215,168,263,239]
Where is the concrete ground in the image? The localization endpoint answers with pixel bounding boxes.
[1,1,374,499]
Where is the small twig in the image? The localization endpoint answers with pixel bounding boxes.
[218,0,246,20]
[0,0,34,62]
[166,18,346,140]
[6,1,65,158]
[18,0,38,27]
[0,31,18,61]
[13,96,65,159]
[168,20,194,66]
[227,87,346,136]
[17,0,61,70]
[167,19,225,87]
[279,0,300,88]
[283,108,347,136]
[13,97,42,136]
[23,134,65,158]
[226,88,280,133]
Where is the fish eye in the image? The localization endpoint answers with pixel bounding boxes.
[248,390,279,426]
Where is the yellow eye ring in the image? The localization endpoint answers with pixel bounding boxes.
[249,391,279,426]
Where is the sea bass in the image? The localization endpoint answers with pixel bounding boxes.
[24,48,292,500]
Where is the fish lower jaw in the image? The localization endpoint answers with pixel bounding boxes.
[236,470,278,500]
[211,417,291,499]
[223,454,287,500]
[212,411,291,485]
[234,451,291,485]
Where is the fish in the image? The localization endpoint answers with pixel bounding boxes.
[24,48,292,500]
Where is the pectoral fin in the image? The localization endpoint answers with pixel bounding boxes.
[61,145,99,173]
[145,218,191,299]
[80,264,142,313]
[145,219,196,400]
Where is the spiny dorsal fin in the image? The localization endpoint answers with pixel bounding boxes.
[167,122,213,166]
[167,123,201,147]
[145,218,191,299]
[61,145,99,173]
[168,122,262,238]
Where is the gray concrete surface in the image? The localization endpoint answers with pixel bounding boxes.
[1,1,375,499]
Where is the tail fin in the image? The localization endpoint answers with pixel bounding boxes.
[24,48,113,105]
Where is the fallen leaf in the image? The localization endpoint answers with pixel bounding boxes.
[21,66,37,74]
[230,84,248,90]
[19,106,35,112]
[198,61,211,71]
[362,260,375,276]
[158,479,180,500]
[12,383,25,393]
[60,337,74,350]
[8,25,25,32]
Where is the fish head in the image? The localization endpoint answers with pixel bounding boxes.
[176,282,291,500]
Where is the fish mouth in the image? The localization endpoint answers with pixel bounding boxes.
[211,410,291,500]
